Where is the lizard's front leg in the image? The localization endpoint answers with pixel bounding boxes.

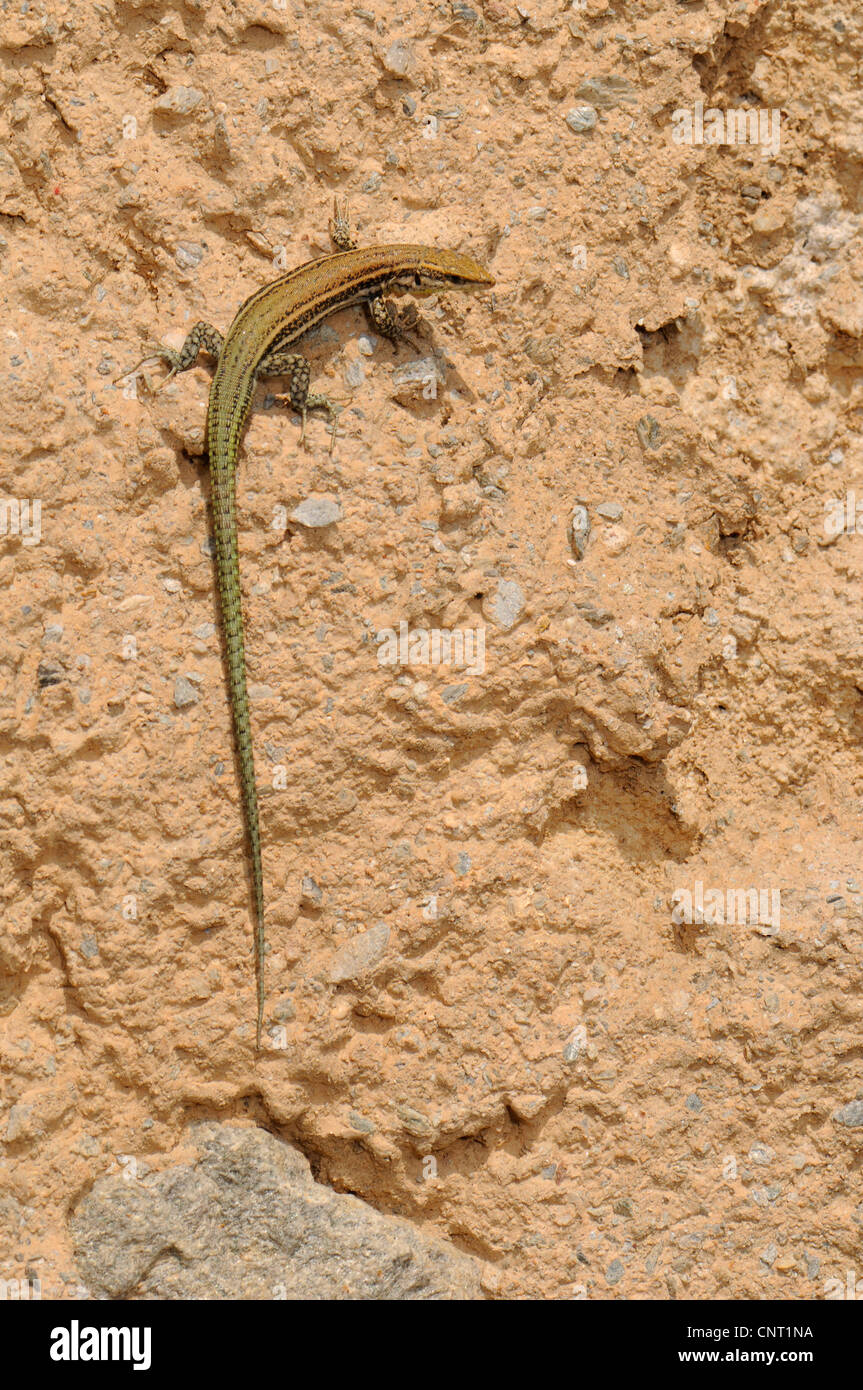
[257,346,341,453]
[366,295,421,353]
[116,321,224,389]
[328,197,418,351]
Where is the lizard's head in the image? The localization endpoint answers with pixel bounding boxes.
[394,247,495,297]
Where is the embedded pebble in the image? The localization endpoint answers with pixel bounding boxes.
[568,505,591,559]
[154,86,205,116]
[301,874,323,907]
[487,578,525,630]
[173,676,199,709]
[175,242,205,270]
[329,923,391,983]
[575,75,636,109]
[566,106,597,133]
[383,39,416,76]
[833,1100,863,1128]
[290,496,343,528]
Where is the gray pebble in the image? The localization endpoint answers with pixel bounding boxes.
[154,86,204,116]
[175,242,205,270]
[748,1142,775,1165]
[290,496,343,528]
[636,415,661,450]
[489,578,525,630]
[566,106,597,133]
[329,923,390,984]
[173,676,199,709]
[834,1100,863,1128]
[300,874,323,907]
[575,75,636,109]
[569,505,591,559]
[5,1103,31,1141]
[383,39,415,76]
[37,662,63,688]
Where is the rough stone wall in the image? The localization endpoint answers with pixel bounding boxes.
[1,0,861,1300]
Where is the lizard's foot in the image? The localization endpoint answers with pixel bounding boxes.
[292,393,341,454]
[328,196,357,252]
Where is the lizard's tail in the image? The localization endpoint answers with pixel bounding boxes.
[210,466,266,1051]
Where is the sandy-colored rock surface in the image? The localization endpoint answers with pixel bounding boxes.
[1,0,862,1300]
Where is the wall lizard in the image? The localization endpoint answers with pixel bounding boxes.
[122,203,494,1050]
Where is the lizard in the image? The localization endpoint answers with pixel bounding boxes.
[120,201,494,1050]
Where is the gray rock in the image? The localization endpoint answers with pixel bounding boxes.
[748,1142,775,1165]
[596,502,623,520]
[577,601,612,627]
[391,356,443,399]
[175,242,205,270]
[70,1122,482,1299]
[154,86,205,116]
[173,676,198,709]
[383,39,416,77]
[488,578,525,630]
[300,874,323,907]
[290,496,343,528]
[575,75,637,110]
[636,414,661,450]
[37,662,63,688]
[5,1103,31,1142]
[833,1100,863,1128]
[329,922,390,983]
[566,106,597,133]
[568,505,591,559]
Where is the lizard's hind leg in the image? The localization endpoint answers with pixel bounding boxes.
[257,347,341,453]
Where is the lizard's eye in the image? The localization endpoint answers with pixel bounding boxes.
[414,273,424,287]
